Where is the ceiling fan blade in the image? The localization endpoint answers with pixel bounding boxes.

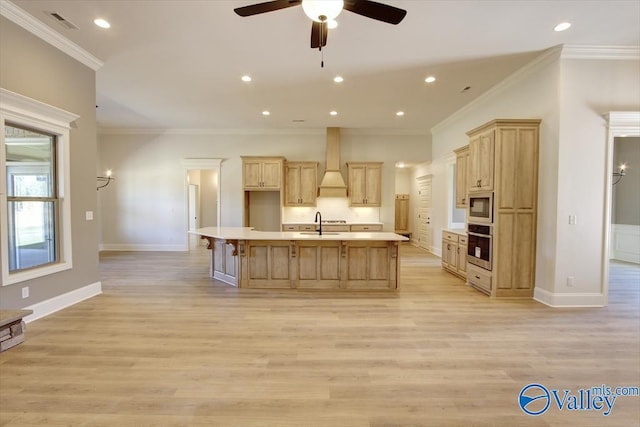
[344,0,407,24]
[310,21,328,49]
[234,0,301,17]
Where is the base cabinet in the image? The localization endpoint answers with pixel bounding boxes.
[208,238,400,290]
[442,231,466,279]
[212,239,239,286]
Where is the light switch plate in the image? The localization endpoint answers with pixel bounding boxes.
[86,211,94,221]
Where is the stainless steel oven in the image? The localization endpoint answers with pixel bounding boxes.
[467,223,492,270]
[468,192,493,224]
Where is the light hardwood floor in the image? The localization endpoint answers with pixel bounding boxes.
[1,245,638,426]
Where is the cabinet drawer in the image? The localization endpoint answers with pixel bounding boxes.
[443,232,460,243]
[458,236,468,246]
[350,224,382,232]
[467,264,492,294]
[299,225,316,231]
[323,225,350,232]
[282,225,299,231]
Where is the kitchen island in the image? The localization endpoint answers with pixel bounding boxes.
[191,227,409,290]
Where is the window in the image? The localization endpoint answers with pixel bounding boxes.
[5,125,58,271]
[0,89,77,285]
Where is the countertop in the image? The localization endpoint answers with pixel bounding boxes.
[283,221,384,225]
[191,227,409,241]
[443,228,467,236]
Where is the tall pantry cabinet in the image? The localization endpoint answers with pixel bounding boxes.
[466,119,541,298]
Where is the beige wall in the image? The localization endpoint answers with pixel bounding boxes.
[0,17,99,309]
[98,131,430,249]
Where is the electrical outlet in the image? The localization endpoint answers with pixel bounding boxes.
[567,276,574,287]
[22,286,29,298]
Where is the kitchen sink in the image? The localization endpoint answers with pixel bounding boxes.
[299,232,340,235]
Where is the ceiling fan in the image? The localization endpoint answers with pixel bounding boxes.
[234,0,407,49]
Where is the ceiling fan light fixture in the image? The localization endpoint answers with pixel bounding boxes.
[302,0,344,22]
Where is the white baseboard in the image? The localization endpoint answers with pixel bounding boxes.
[99,243,186,251]
[534,286,605,308]
[610,224,640,264]
[23,282,102,323]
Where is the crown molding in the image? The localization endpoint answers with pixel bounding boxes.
[561,45,640,60]
[0,0,103,71]
[98,127,430,136]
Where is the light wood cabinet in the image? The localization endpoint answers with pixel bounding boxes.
[457,235,468,276]
[467,129,495,193]
[466,119,541,298]
[242,156,284,190]
[350,224,382,232]
[295,241,341,289]
[235,239,400,290]
[442,230,466,279]
[244,241,292,288]
[395,194,410,234]
[343,241,398,290]
[347,162,382,206]
[454,146,469,208]
[285,161,318,206]
[282,224,316,232]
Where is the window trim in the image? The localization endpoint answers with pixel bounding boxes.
[0,88,78,285]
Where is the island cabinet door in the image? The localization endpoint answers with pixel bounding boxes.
[343,241,398,289]
[295,241,341,289]
[213,239,238,286]
[243,241,292,288]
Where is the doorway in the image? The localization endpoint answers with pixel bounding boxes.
[183,159,222,251]
[603,113,640,304]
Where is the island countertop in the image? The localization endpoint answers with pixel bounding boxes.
[191,226,409,241]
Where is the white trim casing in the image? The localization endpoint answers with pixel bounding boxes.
[0,88,78,285]
[23,281,102,323]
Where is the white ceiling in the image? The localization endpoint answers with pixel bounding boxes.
[9,0,640,132]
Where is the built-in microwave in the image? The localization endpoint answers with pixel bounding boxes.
[468,192,493,224]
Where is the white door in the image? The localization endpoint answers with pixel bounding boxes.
[416,176,432,251]
[188,184,200,249]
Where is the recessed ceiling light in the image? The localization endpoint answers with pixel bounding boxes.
[333,76,344,83]
[554,22,571,32]
[330,111,338,116]
[262,110,270,116]
[396,111,405,116]
[241,75,252,82]
[397,162,405,168]
[328,19,338,29]
[93,18,110,29]
[425,76,436,83]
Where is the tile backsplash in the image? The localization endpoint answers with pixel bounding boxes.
[283,198,380,223]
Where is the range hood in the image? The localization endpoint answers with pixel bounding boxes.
[318,127,348,197]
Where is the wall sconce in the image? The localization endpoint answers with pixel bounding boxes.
[97,169,114,190]
[612,163,627,186]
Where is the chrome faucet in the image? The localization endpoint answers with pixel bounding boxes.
[314,211,322,235]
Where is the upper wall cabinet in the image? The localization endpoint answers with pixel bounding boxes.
[242,156,285,190]
[347,162,382,207]
[285,161,318,206]
[467,128,495,193]
[454,145,469,208]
